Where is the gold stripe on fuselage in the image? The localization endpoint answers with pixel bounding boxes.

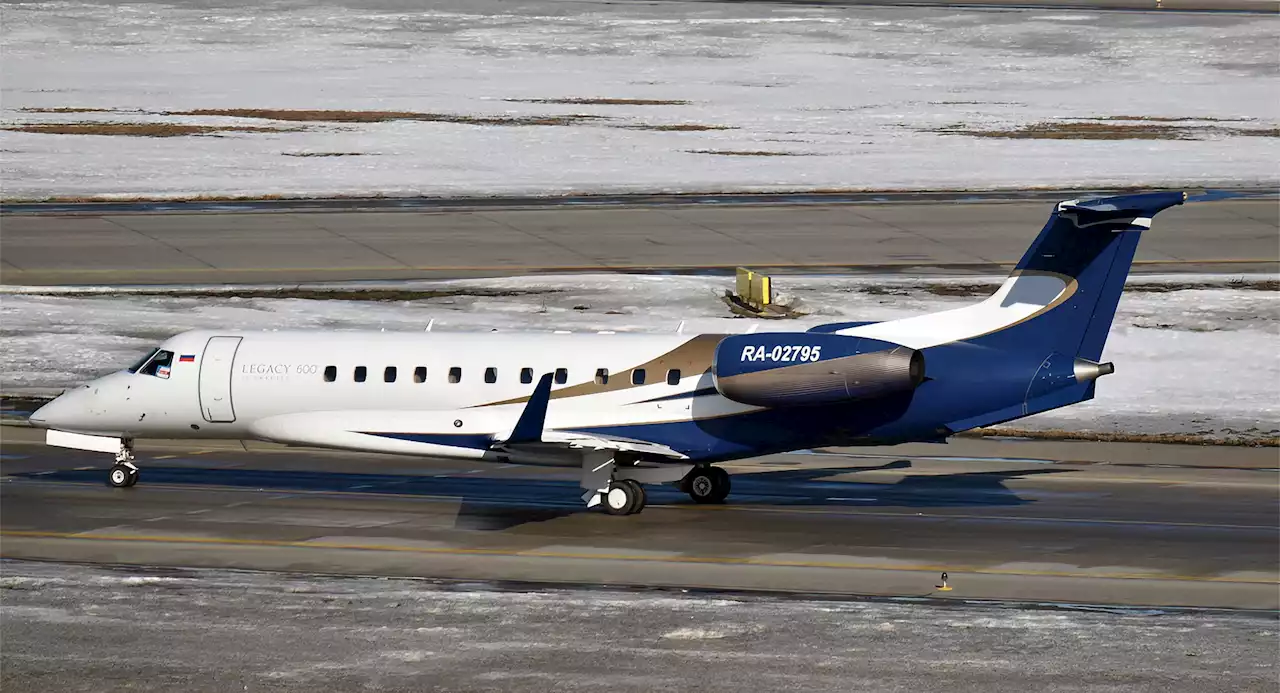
[470,333,728,408]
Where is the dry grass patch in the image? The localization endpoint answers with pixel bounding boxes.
[686,149,813,157]
[624,124,736,132]
[3,123,295,137]
[282,152,371,157]
[506,98,689,106]
[1092,115,1254,123]
[934,121,1279,140]
[1230,128,1280,137]
[861,278,1278,298]
[43,288,562,301]
[169,109,604,127]
[19,107,115,114]
[962,427,1278,447]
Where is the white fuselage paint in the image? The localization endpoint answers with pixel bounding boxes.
[36,331,758,462]
[838,273,1073,348]
[32,272,1076,465]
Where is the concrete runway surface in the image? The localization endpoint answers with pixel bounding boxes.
[2,197,1276,285]
[2,427,1276,610]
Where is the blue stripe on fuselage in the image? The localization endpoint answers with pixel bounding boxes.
[361,431,495,449]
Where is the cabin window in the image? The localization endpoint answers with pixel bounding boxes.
[632,368,646,385]
[323,366,336,382]
[384,366,397,383]
[449,367,462,384]
[414,366,427,383]
[485,367,498,384]
[667,369,681,385]
[520,368,533,384]
[354,366,367,383]
[554,368,568,385]
[595,368,609,385]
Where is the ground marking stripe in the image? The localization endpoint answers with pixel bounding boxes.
[1,530,1275,585]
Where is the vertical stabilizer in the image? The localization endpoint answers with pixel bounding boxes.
[971,191,1186,359]
[831,192,1186,358]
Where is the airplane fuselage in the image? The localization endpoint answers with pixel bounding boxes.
[29,191,1187,514]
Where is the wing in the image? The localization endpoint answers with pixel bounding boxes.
[494,430,689,460]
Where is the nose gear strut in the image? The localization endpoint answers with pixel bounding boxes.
[108,439,139,488]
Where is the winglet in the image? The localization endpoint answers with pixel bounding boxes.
[503,372,555,444]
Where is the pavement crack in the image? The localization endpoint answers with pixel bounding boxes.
[102,217,218,269]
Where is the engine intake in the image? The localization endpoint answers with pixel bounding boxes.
[712,333,925,408]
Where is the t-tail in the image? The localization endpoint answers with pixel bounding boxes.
[789,191,1188,434]
[966,190,1187,360]
[822,191,1188,360]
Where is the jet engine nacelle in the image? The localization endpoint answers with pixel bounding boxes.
[712,333,925,407]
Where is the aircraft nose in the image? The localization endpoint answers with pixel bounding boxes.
[29,389,87,429]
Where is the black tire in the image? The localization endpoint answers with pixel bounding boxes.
[622,480,647,515]
[602,482,636,516]
[108,465,134,488]
[707,466,730,503]
[686,466,730,504]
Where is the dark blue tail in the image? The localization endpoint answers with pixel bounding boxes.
[973,191,1185,360]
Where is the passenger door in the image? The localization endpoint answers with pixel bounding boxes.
[199,336,242,423]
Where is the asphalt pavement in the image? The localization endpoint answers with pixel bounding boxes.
[2,427,1275,610]
[3,197,1275,285]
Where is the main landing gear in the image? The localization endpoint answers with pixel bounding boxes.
[108,440,139,488]
[601,479,647,516]
[578,453,732,516]
[682,466,731,504]
[581,453,650,516]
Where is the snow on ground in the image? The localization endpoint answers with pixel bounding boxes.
[2,274,1276,439]
[3,561,1274,693]
[1,0,1278,199]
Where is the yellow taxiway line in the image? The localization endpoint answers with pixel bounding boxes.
[2,529,1275,585]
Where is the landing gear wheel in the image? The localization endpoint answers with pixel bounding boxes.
[108,464,138,488]
[602,480,646,516]
[622,479,647,515]
[685,466,730,504]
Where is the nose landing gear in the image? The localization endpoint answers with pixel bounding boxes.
[108,463,139,488]
[108,440,139,488]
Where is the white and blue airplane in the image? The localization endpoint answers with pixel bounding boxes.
[29,191,1187,515]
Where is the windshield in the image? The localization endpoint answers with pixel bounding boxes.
[141,351,174,378]
[127,348,161,374]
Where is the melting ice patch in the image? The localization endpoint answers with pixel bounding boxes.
[662,627,734,640]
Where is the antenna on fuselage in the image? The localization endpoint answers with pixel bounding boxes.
[676,320,685,334]
[425,319,434,332]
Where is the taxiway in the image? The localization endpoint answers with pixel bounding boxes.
[2,427,1275,610]
[2,196,1276,285]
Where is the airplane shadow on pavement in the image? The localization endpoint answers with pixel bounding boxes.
[11,458,1075,531]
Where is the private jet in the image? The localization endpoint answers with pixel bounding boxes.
[30,191,1187,515]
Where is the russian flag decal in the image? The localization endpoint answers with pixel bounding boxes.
[179,354,196,363]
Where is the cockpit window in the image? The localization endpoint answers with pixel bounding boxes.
[139,350,174,379]
[127,348,161,374]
